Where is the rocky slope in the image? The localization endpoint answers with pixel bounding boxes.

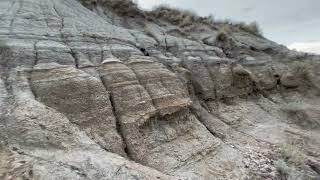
[0,0,320,179]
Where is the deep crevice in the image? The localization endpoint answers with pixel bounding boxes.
[178,62,228,139]
[33,41,39,67]
[307,160,320,175]
[70,49,79,68]
[98,75,132,160]
[108,91,132,160]
[26,71,38,99]
[164,35,169,52]
[0,45,13,96]
[52,1,79,69]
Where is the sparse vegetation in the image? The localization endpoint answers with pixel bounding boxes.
[80,0,145,17]
[79,1,264,36]
[149,5,263,36]
[149,5,211,28]
[287,61,320,93]
[281,102,310,127]
[234,22,262,36]
[274,143,306,180]
[291,61,313,82]
[281,102,320,128]
[281,102,305,114]
[216,25,231,42]
[279,144,305,166]
[274,159,303,180]
[143,25,155,38]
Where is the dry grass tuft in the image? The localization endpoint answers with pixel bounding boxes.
[149,5,214,29]
[279,144,305,166]
[79,1,264,36]
[289,61,320,92]
[281,101,320,128]
[234,21,262,36]
[291,61,313,81]
[216,25,231,42]
[150,5,263,36]
[79,0,145,17]
[274,159,303,180]
[281,102,305,114]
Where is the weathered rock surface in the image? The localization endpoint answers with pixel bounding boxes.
[0,0,320,179]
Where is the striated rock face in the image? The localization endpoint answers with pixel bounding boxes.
[31,64,127,156]
[0,0,320,179]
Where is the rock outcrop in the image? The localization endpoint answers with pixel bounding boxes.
[0,0,320,179]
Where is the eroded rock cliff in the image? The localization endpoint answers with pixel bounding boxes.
[0,0,320,179]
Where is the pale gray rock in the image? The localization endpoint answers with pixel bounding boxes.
[0,0,320,179]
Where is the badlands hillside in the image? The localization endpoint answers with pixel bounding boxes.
[0,0,320,179]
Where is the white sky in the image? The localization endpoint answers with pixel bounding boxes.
[137,0,320,54]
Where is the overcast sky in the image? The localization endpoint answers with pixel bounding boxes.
[137,0,320,54]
